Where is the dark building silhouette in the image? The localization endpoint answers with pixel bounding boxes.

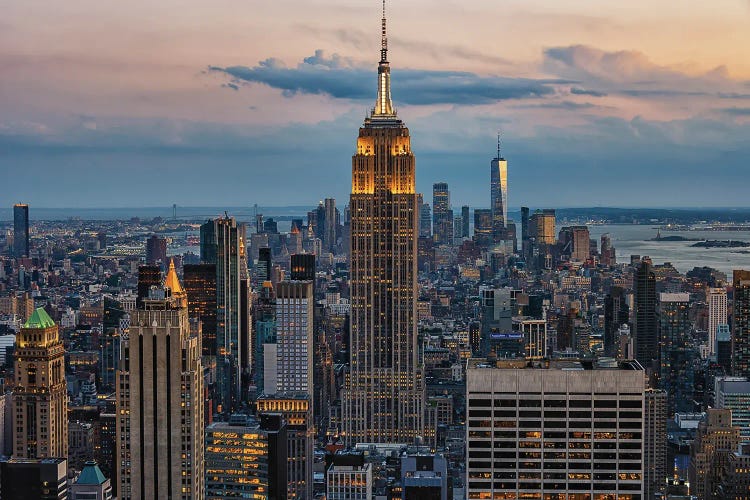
[183,263,217,356]
[13,203,29,258]
[136,265,161,309]
[604,286,629,357]
[291,254,316,281]
[145,234,167,266]
[0,458,68,500]
[634,257,658,379]
[733,270,750,378]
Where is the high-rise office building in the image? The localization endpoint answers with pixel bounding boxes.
[717,324,732,374]
[205,413,287,500]
[12,203,29,258]
[559,225,590,262]
[491,138,508,242]
[183,263,217,356]
[0,458,68,499]
[529,209,556,245]
[323,198,338,253]
[145,234,167,266]
[600,233,616,267]
[256,395,313,500]
[343,2,424,445]
[326,451,373,500]
[12,308,67,459]
[732,270,750,378]
[604,286,629,357]
[136,265,162,309]
[275,281,314,396]
[432,182,452,245]
[659,293,695,415]
[202,217,243,411]
[708,287,727,359]
[401,454,449,500]
[634,257,658,378]
[419,201,432,238]
[466,358,645,499]
[116,264,204,500]
[715,376,750,438]
[290,254,316,281]
[473,209,493,247]
[644,389,668,500]
[689,408,741,499]
[461,205,470,239]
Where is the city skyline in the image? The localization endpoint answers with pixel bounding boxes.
[2,1,750,207]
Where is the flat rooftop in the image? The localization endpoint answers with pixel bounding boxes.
[467,357,643,371]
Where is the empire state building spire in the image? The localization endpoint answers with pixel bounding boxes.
[373,0,395,117]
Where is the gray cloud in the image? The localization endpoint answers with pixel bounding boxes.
[210,51,557,106]
[570,87,607,97]
[721,107,750,116]
[512,101,599,111]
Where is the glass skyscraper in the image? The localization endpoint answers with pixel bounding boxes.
[13,203,29,258]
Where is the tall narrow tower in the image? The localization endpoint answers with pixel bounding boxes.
[13,307,67,458]
[117,260,204,500]
[491,135,508,242]
[343,0,424,444]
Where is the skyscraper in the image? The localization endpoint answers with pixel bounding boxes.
[13,308,67,458]
[183,263,217,356]
[116,263,204,500]
[634,257,658,378]
[708,286,728,358]
[275,281,314,396]
[145,234,167,266]
[659,293,695,415]
[461,205,470,239]
[490,136,508,242]
[432,182,452,245]
[323,198,338,253]
[473,209,493,247]
[12,203,29,258]
[343,1,424,444]
[604,286,629,357]
[734,270,750,378]
[202,216,243,411]
[419,201,432,238]
[529,209,556,245]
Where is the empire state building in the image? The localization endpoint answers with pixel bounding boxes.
[343,1,424,444]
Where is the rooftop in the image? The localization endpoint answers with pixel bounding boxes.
[466,357,643,371]
[23,307,55,329]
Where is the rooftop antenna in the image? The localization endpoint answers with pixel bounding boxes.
[381,0,388,63]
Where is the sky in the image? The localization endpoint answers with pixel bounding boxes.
[2,0,750,209]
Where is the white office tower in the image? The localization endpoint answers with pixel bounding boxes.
[466,358,644,499]
[708,287,727,358]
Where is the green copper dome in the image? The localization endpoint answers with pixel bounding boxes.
[23,307,55,329]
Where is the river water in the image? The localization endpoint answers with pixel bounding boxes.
[587,224,750,277]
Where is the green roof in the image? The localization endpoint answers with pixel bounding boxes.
[76,461,107,485]
[23,308,55,329]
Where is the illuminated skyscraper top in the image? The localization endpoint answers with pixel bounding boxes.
[491,133,508,241]
[373,0,394,118]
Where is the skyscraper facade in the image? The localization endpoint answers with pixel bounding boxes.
[659,293,695,415]
[323,198,338,253]
[490,141,508,242]
[634,257,658,377]
[116,265,204,500]
[145,234,167,266]
[183,263,217,356]
[604,286,629,357]
[732,270,750,378]
[529,209,556,245]
[432,182,452,245]
[461,205,470,238]
[419,201,432,238]
[202,217,243,411]
[343,4,424,444]
[275,281,314,396]
[708,286,728,358]
[12,308,67,459]
[12,203,29,258]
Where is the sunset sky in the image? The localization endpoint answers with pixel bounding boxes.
[2,0,750,208]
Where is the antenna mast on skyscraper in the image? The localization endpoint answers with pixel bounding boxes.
[497,131,502,160]
[380,0,388,63]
